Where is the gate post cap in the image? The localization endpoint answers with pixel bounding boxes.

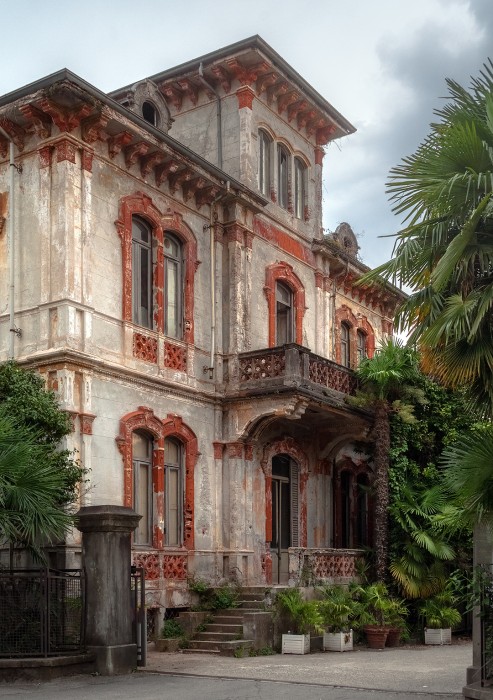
[76,505,141,533]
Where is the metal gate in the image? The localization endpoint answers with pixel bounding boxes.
[481,565,493,687]
[131,565,146,667]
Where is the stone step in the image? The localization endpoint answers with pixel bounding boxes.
[186,638,254,655]
[182,648,221,655]
[206,623,243,634]
[214,609,246,618]
[213,614,244,625]
[195,631,240,641]
[239,592,267,601]
[237,601,265,610]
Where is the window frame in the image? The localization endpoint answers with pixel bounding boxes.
[275,281,294,345]
[258,129,272,198]
[277,144,289,210]
[341,322,351,368]
[132,430,154,546]
[131,217,154,329]
[294,157,306,219]
[163,232,184,339]
[356,330,367,365]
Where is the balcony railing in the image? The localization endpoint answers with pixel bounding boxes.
[288,548,364,585]
[132,550,188,582]
[238,344,358,396]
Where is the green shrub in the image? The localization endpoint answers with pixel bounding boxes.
[160,618,184,639]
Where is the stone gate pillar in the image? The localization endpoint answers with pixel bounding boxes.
[76,505,141,675]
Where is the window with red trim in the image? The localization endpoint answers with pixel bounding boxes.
[265,262,305,347]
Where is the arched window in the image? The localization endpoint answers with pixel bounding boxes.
[341,323,350,368]
[258,130,272,198]
[142,101,158,126]
[277,144,289,210]
[132,431,153,545]
[164,232,183,339]
[132,217,153,329]
[357,330,367,365]
[164,437,183,546]
[294,158,306,219]
[276,281,294,345]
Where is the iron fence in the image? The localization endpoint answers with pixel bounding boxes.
[0,568,85,658]
[481,565,493,687]
[131,565,146,667]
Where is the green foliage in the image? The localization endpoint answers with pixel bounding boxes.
[388,373,474,597]
[419,588,462,629]
[187,575,211,595]
[317,585,362,632]
[160,618,184,639]
[353,583,405,627]
[275,588,323,635]
[188,576,239,611]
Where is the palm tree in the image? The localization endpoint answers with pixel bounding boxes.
[354,339,422,581]
[0,407,75,564]
[363,59,493,416]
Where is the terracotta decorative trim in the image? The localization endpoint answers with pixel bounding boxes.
[334,305,375,366]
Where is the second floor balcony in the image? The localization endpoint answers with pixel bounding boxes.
[233,344,358,400]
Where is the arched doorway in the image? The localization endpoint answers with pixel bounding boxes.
[271,454,299,584]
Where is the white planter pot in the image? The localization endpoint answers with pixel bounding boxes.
[323,630,353,652]
[424,628,452,645]
[282,633,310,654]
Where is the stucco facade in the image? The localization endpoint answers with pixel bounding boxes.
[0,36,403,612]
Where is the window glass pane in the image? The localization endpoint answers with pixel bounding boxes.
[166,467,180,546]
[341,471,351,548]
[259,131,270,196]
[135,462,151,544]
[341,324,350,367]
[165,259,178,337]
[139,245,151,327]
[164,234,179,259]
[294,159,305,219]
[165,438,180,465]
[276,283,293,345]
[357,331,367,364]
[132,217,152,328]
[278,146,288,209]
[133,432,151,460]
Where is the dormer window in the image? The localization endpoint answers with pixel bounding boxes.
[142,101,158,127]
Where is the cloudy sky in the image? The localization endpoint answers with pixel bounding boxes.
[2,0,492,267]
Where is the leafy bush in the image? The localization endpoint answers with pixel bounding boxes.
[160,618,184,639]
[275,588,323,635]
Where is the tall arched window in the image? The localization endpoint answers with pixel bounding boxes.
[132,217,153,329]
[333,464,373,549]
[341,323,350,368]
[164,437,183,546]
[277,144,289,210]
[164,232,183,339]
[276,281,294,345]
[132,431,153,545]
[258,130,272,197]
[294,157,306,219]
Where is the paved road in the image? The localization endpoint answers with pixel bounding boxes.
[0,673,463,700]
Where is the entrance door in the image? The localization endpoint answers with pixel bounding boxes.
[271,455,298,584]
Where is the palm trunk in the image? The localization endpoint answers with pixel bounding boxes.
[372,399,390,581]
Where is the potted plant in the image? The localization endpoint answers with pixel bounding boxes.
[275,588,323,654]
[155,618,184,652]
[356,583,394,649]
[318,585,360,652]
[419,590,461,645]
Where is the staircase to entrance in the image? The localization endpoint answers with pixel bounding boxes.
[180,587,273,655]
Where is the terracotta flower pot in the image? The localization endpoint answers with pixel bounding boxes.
[364,625,389,649]
[385,627,402,647]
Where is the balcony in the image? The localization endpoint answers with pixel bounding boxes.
[289,547,364,585]
[237,344,358,397]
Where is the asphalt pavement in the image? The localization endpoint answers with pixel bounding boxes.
[0,640,472,700]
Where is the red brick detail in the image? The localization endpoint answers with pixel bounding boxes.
[225,223,246,244]
[262,544,273,585]
[264,262,306,347]
[315,271,324,289]
[162,414,198,551]
[164,341,187,371]
[38,146,52,168]
[213,442,224,459]
[54,138,76,164]
[244,232,254,250]
[19,104,52,139]
[261,437,308,548]
[254,218,315,266]
[133,552,160,580]
[244,444,253,461]
[236,86,255,110]
[316,124,336,145]
[227,442,244,458]
[162,553,188,580]
[381,319,393,336]
[64,410,78,433]
[81,108,111,144]
[314,147,325,166]
[0,117,25,151]
[37,98,92,132]
[334,306,375,366]
[133,331,158,363]
[108,131,133,158]
[79,413,96,435]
